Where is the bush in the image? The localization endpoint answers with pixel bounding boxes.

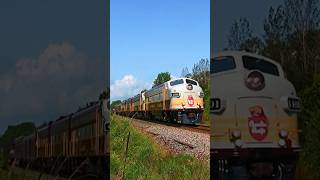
[300,74,320,178]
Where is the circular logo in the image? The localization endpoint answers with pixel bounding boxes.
[248,106,268,141]
[186,84,193,90]
[187,96,194,106]
[245,71,265,91]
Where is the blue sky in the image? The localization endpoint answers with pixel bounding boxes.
[110,0,210,101]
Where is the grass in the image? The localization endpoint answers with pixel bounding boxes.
[0,156,64,180]
[0,167,66,180]
[0,156,7,180]
[110,114,210,180]
[294,155,320,180]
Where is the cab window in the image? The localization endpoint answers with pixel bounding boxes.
[242,56,279,76]
[170,79,184,86]
[186,79,197,86]
[210,56,236,74]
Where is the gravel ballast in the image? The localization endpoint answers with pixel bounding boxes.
[129,118,210,160]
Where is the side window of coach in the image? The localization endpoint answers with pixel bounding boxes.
[210,56,236,74]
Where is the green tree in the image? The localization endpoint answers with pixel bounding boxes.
[227,18,253,50]
[190,58,210,122]
[153,72,171,86]
[0,122,36,146]
[227,18,264,54]
[191,59,209,89]
[226,0,320,93]
[261,0,320,92]
[300,75,320,178]
[110,100,122,110]
[181,67,192,78]
[240,36,265,54]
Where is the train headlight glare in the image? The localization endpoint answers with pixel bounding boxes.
[288,97,301,110]
[234,139,243,147]
[232,130,241,138]
[210,98,221,111]
[280,96,301,112]
[279,130,288,138]
[171,92,180,98]
[279,139,286,147]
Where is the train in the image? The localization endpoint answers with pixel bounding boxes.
[10,94,109,179]
[114,77,205,125]
[210,51,301,179]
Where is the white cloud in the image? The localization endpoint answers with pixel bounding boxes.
[0,42,106,131]
[110,74,151,101]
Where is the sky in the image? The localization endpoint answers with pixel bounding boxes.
[110,0,285,102]
[110,0,210,101]
[0,0,108,134]
[212,0,283,53]
[0,0,287,134]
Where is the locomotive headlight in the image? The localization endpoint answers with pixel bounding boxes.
[279,130,288,138]
[278,139,286,147]
[234,139,243,148]
[288,97,301,111]
[210,98,226,114]
[232,130,241,139]
[198,92,204,98]
[210,98,221,110]
[280,96,301,112]
[171,92,180,98]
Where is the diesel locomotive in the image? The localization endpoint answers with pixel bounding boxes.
[210,51,301,179]
[115,78,205,125]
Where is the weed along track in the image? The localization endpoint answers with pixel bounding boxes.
[110,115,210,179]
[128,117,210,160]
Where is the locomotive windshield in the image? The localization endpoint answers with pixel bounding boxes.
[186,79,197,86]
[210,56,236,74]
[170,79,184,86]
[242,56,279,76]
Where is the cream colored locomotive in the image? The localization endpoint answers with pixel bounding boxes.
[118,78,204,125]
[210,51,301,179]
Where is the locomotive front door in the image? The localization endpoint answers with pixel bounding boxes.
[236,98,278,146]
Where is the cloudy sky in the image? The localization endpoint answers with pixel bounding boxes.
[110,0,210,101]
[0,0,108,134]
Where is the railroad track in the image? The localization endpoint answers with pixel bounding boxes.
[179,124,210,134]
[125,116,211,134]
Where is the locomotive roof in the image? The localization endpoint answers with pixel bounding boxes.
[122,77,200,102]
[37,101,99,131]
[169,77,198,83]
[73,101,99,117]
